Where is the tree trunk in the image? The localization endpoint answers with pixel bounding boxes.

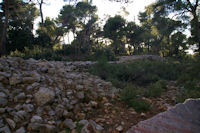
[192,12,200,54]
[0,0,9,56]
[39,0,44,24]
[195,17,200,54]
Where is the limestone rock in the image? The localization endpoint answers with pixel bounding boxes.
[14,92,26,102]
[15,126,26,133]
[116,125,123,132]
[34,87,55,106]
[89,120,104,132]
[30,115,42,123]
[63,119,76,130]
[127,99,200,133]
[0,98,8,107]
[76,91,85,99]
[28,123,56,133]
[0,125,11,133]
[0,108,6,113]
[6,118,16,129]
[0,92,7,98]
[23,104,34,112]
[9,74,22,85]
[13,110,29,123]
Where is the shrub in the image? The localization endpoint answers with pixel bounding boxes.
[10,46,72,61]
[176,88,200,103]
[144,80,167,97]
[89,59,181,87]
[90,48,116,61]
[89,55,110,80]
[120,85,151,112]
[120,85,140,101]
[129,98,151,112]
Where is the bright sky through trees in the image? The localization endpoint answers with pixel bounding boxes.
[33,0,154,44]
[41,0,156,24]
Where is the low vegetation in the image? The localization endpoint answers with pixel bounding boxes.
[89,56,200,112]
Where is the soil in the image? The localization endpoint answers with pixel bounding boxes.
[86,81,179,132]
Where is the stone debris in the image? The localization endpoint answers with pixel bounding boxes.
[127,99,200,133]
[0,57,118,132]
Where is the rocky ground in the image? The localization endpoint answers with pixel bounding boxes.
[127,99,200,133]
[0,56,197,133]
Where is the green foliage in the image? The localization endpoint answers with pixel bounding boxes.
[89,55,109,80]
[36,18,63,48]
[120,85,140,101]
[144,80,167,97]
[90,60,181,87]
[176,58,200,102]
[2,0,38,53]
[176,87,200,103]
[104,15,126,54]
[129,98,151,112]
[90,48,116,61]
[58,2,98,56]
[10,46,71,61]
[76,122,84,133]
[120,85,151,112]
[65,128,70,133]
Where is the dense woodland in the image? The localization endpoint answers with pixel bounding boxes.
[0,0,199,60]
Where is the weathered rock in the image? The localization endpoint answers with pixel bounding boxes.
[0,72,10,78]
[0,108,6,113]
[9,74,22,86]
[63,119,76,130]
[79,120,89,126]
[0,57,122,132]
[34,87,55,106]
[90,101,98,108]
[76,91,85,99]
[14,92,26,102]
[0,125,11,133]
[23,104,34,112]
[13,110,29,123]
[0,98,8,107]
[0,92,7,98]
[0,119,4,128]
[6,118,16,129]
[30,115,42,123]
[15,126,26,133]
[14,104,22,111]
[116,125,123,132]
[22,72,41,84]
[28,123,56,133]
[89,120,104,132]
[127,99,200,133]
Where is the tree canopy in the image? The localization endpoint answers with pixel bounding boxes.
[0,0,199,58]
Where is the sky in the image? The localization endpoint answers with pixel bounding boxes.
[41,0,156,24]
[34,0,155,43]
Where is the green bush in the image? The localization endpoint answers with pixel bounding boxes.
[10,46,72,61]
[129,98,151,112]
[120,85,151,112]
[144,80,167,97]
[89,55,110,80]
[175,57,200,103]
[120,85,140,101]
[90,48,117,61]
[89,60,181,87]
[176,88,200,103]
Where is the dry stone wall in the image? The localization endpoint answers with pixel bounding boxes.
[0,57,118,133]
